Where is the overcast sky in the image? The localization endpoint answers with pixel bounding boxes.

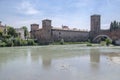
[0,0,120,31]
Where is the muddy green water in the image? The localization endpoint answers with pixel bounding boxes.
[0,44,120,80]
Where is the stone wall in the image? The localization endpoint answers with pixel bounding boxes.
[52,29,89,42]
[30,19,89,44]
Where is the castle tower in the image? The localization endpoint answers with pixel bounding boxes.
[42,19,52,29]
[91,14,101,33]
[30,24,39,39]
[42,19,52,44]
[31,24,39,31]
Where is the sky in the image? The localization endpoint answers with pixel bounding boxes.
[0,0,120,31]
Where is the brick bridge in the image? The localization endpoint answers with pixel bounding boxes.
[92,29,120,43]
[90,14,120,44]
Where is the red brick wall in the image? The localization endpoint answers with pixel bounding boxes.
[100,29,120,40]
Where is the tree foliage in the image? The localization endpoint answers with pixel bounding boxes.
[105,38,112,46]
[110,21,120,31]
[0,26,35,47]
[0,29,3,36]
[7,26,18,37]
[22,26,28,39]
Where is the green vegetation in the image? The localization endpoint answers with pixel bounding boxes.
[51,39,93,46]
[60,39,64,45]
[7,26,18,37]
[27,39,36,45]
[100,38,112,46]
[0,37,36,47]
[100,41,106,46]
[0,41,6,47]
[22,26,29,39]
[0,26,36,47]
[105,38,112,46]
[86,42,92,46]
[110,21,120,31]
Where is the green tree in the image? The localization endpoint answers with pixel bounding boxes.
[110,22,114,31]
[13,38,22,46]
[110,21,120,31]
[7,26,18,37]
[105,38,112,46]
[27,39,35,45]
[22,26,28,39]
[0,29,3,36]
[119,22,120,29]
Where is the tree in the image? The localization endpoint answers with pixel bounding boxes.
[0,29,3,36]
[110,22,114,31]
[119,22,120,29]
[110,21,120,31]
[105,38,112,46]
[7,26,18,37]
[22,26,28,39]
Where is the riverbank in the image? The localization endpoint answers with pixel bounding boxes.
[0,40,116,47]
[50,41,115,47]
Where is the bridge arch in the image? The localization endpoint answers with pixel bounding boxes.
[93,35,112,43]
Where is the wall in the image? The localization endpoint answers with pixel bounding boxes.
[100,29,120,40]
[52,29,89,42]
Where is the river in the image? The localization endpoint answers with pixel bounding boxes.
[0,44,120,80]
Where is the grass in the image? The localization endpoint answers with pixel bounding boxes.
[51,41,92,45]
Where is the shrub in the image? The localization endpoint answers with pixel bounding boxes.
[105,38,112,46]
[60,39,64,45]
[21,40,28,46]
[13,38,22,46]
[0,42,6,47]
[6,39,13,47]
[100,41,106,46]
[27,39,35,45]
[86,42,92,46]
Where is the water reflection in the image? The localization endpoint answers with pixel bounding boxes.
[0,46,120,80]
[42,56,52,69]
[90,50,100,63]
[90,49,100,73]
[0,47,120,68]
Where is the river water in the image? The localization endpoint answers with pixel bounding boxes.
[0,44,120,80]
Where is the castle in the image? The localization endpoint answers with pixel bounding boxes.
[30,14,120,44]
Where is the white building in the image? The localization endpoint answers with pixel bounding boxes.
[15,28,25,40]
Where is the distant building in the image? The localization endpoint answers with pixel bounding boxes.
[15,28,25,40]
[0,21,7,34]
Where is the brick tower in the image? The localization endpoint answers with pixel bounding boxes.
[91,14,101,32]
[42,19,52,44]
[90,14,101,39]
